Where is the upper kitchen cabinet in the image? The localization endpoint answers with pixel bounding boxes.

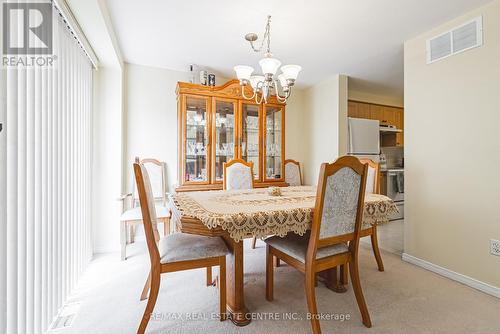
[369,104,384,121]
[348,101,370,118]
[176,80,287,191]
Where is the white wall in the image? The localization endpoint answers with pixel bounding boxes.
[124,64,189,192]
[284,88,307,166]
[301,74,348,185]
[404,0,500,288]
[348,89,404,108]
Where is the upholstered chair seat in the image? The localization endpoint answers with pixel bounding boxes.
[265,231,348,263]
[159,233,228,264]
[120,204,170,222]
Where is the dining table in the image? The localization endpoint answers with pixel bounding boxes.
[169,185,398,326]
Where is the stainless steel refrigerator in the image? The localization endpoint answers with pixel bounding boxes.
[347,117,380,161]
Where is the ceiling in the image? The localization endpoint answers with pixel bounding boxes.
[105,0,491,99]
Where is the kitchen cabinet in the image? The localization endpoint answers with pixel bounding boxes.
[348,101,370,118]
[369,104,384,121]
[177,79,287,191]
[381,107,397,126]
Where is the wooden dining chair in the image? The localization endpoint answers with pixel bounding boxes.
[358,158,385,271]
[119,157,171,260]
[222,159,260,248]
[265,156,371,334]
[284,159,302,186]
[133,162,228,334]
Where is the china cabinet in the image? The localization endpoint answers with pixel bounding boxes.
[176,80,286,192]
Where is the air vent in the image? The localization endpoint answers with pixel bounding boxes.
[426,16,483,64]
[48,303,80,331]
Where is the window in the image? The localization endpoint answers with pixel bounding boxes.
[0,3,93,333]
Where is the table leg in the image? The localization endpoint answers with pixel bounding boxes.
[336,264,349,293]
[318,266,348,293]
[222,235,250,326]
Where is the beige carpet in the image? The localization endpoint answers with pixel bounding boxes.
[57,240,500,334]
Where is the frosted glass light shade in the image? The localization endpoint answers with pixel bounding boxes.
[249,75,265,90]
[278,74,288,88]
[233,65,254,81]
[280,64,302,80]
[259,57,281,76]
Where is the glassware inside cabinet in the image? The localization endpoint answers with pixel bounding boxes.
[214,100,236,181]
[265,106,282,180]
[241,104,260,180]
[185,97,208,182]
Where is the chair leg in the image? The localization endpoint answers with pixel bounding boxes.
[163,218,170,236]
[206,266,213,286]
[120,221,127,261]
[140,270,151,301]
[137,271,160,334]
[251,236,257,249]
[265,246,274,301]
[305,269,321,334]
[130,224,135,243]
[370,226,385,271]
[219,257,227,321]
[349,259,372,328]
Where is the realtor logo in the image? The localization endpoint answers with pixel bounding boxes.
[3,1,53,55]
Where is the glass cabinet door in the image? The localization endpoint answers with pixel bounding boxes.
[213,99,236,181]
[264,105,283,180]
[184,96,209,183]
[240,103,261,180]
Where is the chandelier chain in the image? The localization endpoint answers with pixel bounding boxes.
[250,15,272,55]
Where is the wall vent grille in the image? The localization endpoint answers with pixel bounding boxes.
[426,16,483,64]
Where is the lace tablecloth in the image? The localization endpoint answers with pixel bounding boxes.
[171,186,398,242]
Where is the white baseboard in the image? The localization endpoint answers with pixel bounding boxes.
[402,253,500,299]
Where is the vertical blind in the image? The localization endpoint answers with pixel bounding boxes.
[0,5,93,334]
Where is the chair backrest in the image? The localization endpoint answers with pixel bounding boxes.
[133,157,168,206]
[358,159,380,194]
[306,156,368,260]
[285,159,302,186]
[223,159,254,190]
[133,162,161,265]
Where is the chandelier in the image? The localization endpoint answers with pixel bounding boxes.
[233,15,301,104]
